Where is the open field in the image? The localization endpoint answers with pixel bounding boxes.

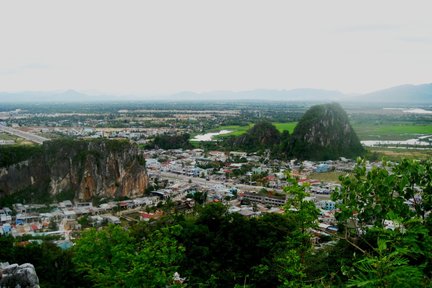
[210,124,253,137]
[211,122,432,141]
[352,123,432,141]
[0,132,17,141]
[273,122,297,133]
[0,132,34,146]
[213,122,297,138]
[368,147,432,161]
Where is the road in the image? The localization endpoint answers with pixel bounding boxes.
[0,125,49,144]
[159,171,330,200]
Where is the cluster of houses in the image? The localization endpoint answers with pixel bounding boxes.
[0,196,160,238]
[29,126,186,143]
[145,148,352,193]
[2,145,402,249]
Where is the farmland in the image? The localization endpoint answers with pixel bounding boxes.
[212,122,297,138]
[210,122,432,142]
[351,123,432,140]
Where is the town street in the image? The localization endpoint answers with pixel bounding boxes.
[159,171,331,200]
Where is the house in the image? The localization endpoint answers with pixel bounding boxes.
[139,210,163,221]
[1,223,12,235]
[318,200,336,211]
[243,192,287,207]
[63,210,77,219]
[59,200,73,209]
[102,215,121,224]
[315,164,330,173]
[229,151,247,158]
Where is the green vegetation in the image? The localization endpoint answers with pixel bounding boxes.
[147,133,193,150]
[224,121,282,153]
[0,181,52,207]
[273,122,297,134]
[212,122,296,138]
[2,159,432,286]
[0,145,43,167]
[352,122,432,140]
[367,147,432,161]
[289,103,364,160]
[0,236,85,288]
[220,103,365,160]
[213,122,432,142]
[55,189,76,202]
[0,132,17,141]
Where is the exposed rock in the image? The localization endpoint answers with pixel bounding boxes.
[289,103,364,160]
[0,263,40,288]
[0,139,148,201]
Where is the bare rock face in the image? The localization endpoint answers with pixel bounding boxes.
[289,103,364,160]
[0,263,40,288]
[0,139,148,201]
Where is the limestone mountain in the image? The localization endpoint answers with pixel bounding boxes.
[0,139,148,203]
[226,121,281,152]
[289,103,364,160]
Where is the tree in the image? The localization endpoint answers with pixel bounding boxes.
[332,158,432,286]
[73,224,185,287]
[333,159,414,234]
[73,225,135,287]
[126,225,185,287]
[347,239,423,288]
[278,177,319,286]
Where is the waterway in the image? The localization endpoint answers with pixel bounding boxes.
[191,130,232,141]
[361,135,432,148]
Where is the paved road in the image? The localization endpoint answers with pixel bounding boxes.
[0,125,49,144]
[159,171,330,200]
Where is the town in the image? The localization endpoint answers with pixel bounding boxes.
[0,139,383,249]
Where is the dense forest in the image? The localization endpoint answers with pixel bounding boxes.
[1,159,432,287]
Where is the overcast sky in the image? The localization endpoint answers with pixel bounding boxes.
[1,0,431,95]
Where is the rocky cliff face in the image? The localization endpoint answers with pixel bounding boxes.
[0,263,40,288]
[0,139,148,202]
[289,103,364,160]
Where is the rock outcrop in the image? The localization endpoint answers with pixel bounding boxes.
[289,103,364,160]
[226,121,281,152]
[0,263,40,288]
[0,139,148,201]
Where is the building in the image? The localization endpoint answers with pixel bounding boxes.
[243,192,286,207]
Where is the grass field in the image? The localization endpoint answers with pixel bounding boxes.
[273,122,297,133]
[0,132,34,146]
[213,122,297,138]
[0,132,17,141]
[211,124,254,137]
[352,123,432,141]
[368,147,432,161]
[211,122,432,142]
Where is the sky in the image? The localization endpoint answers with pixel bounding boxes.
[1,0,431,95]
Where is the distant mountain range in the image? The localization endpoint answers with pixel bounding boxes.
[359,83,432,103]
[0,83,431,103]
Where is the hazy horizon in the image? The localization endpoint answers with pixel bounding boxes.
[1,0,432,95]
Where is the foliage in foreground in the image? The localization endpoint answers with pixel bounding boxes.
[2,158,432,287]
